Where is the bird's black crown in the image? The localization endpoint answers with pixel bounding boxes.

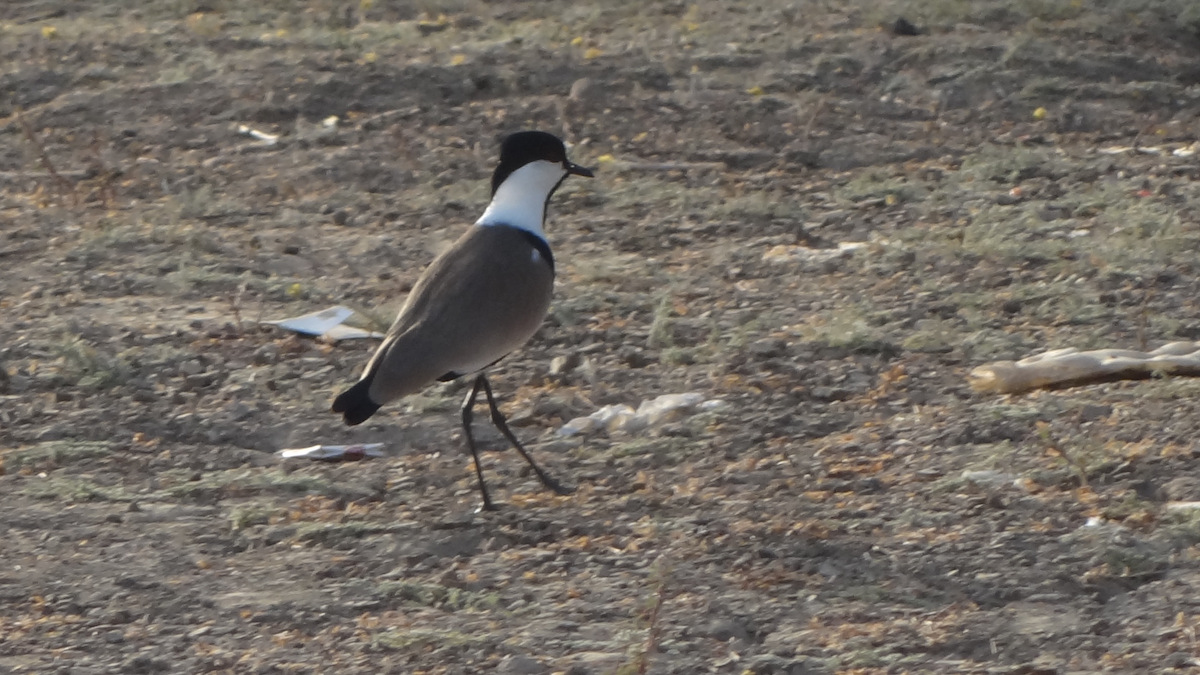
[491,131,570,195]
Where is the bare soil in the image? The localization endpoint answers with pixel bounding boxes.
[4,1,1200,673]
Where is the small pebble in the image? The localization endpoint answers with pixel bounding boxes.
[549,354,580,376]
[891,17,920,36]
[498,655,545,675]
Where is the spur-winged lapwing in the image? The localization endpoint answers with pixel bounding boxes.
[332,130,594,511]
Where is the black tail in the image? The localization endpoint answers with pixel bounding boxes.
[331,378,382,426]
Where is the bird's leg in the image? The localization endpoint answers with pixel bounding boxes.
[479,374,575,496]
[461,375,498,511]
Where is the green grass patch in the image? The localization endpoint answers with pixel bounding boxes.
[54,334,130,389]
[371,627,486,652]
[163,468,350,502]
[377,580,501,612]
[4,441,111,472]
[295,521,404,546]
[22,477,135,503]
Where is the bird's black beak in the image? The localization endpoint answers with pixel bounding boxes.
[566,161,595,178]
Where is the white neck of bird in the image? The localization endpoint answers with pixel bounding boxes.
[475,160,566,240]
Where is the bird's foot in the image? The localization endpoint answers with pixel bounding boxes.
[475,500,502,513]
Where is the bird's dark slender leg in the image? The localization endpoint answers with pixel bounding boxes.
[478,374,574,496]
[460,375,498,511]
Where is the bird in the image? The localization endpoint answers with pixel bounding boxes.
[331,130,594,511]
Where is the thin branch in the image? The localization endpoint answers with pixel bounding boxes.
[636,584,665,675]
[0,170,92,180]
[1137,285,1154,353]
[803,92,830,139]
[613,161,724,172]
[14,107,78,206]
[355,107,421,131]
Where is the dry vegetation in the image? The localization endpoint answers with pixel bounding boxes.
[3,0,1200,673]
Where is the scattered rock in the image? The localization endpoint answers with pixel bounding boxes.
[746,654,823,675]
[417,18,450,35]
[1079,404,1113,422]
[506,407,537,427]
[891,17,920,36]
[182,374,211,391]
[5,6,1200,674]
[762,625,804,656]
[1164,477,1200,501]
[618,346,654,368]
[454,14,483,30]
[532,395,576,421]
[262,526,297,546]
[559,652,624,674]
[810,387,849,402]
[962,470,1018,488]
[558,392,719,437]
[222,401,253,421]
[569,77,597,104]
[706,617,750,643]
[549,353,581,376]
[498,655,546,675]
[252,343,281,365]
[123,654,170,673]
[748,338,789,358]
[36,424,68,441]
[427,530,484,559]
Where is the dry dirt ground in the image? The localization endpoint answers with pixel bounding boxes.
[4,1,1200,673]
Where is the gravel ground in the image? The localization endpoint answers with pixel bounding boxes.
[3,1,1200,673]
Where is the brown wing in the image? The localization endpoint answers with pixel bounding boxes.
[363,225,554,405]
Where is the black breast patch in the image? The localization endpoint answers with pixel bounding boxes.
[517,230,555,274]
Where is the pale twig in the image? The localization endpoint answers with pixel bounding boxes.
[225,283,248,336]
[0,170,91,180]
[1137,286,1154,353]
[612,161,724,172]
[613,558,669,675]
[803,93,830,139]
[636,583,665,675]
[14,107,78,206]
[355,107,421,131]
